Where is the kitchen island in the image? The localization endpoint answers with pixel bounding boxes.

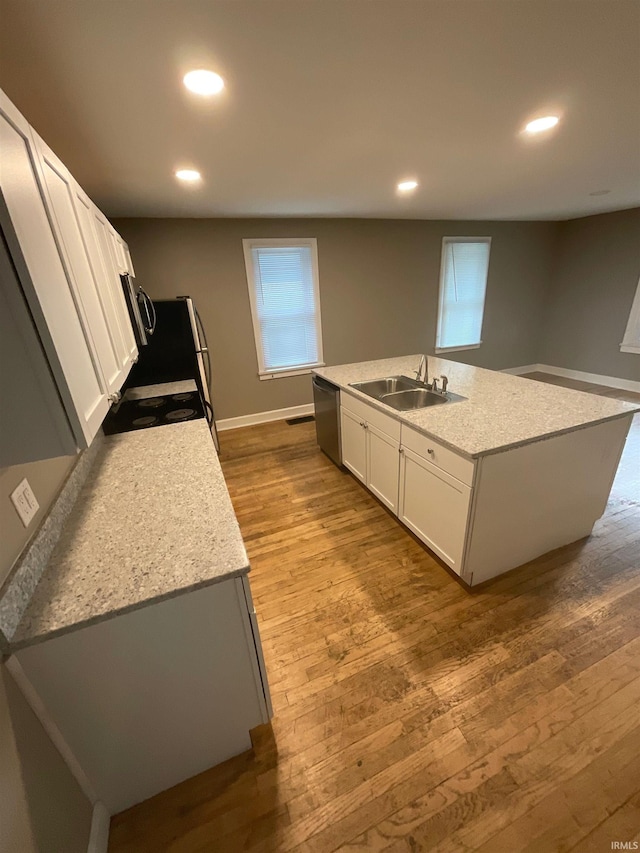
[2,420,271,815]
[314,355,639,585]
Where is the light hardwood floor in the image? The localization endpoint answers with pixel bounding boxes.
[109,375,640,852]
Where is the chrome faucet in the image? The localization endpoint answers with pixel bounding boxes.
[414,354,428,385]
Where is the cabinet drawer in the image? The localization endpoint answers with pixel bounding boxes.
[400,425,474,486]
[340,391,401,441]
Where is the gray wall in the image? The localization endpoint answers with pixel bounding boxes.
[1,454,90,853]
[540,208,640,381]
[0,666,93,853]
[115,218,557,419]
[0,455,75,586]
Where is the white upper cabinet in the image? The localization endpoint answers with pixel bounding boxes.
[29,131,128,396]
[72,183,136,377]
[91,205,138,362]
[0,91,107,448]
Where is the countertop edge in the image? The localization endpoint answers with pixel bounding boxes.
[321,370,640,460]
[9,563,251,653]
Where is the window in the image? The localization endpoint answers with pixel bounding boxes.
[620,277,640,354]
[243,238,324,379]
[435,237,491,353]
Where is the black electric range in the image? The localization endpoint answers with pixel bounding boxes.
[102,388,205,435]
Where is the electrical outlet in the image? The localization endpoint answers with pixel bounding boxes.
[10,478,40,528]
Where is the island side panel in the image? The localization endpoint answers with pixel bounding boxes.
[12,578,265,815]
[464,416,633,586]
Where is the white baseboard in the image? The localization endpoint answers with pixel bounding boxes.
[217,403,315,432]
[501,364,539,375]
[536,364,640,394]
[502,363,640,393]
[87,802,110,853]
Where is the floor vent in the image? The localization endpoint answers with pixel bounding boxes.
[286,415,315,425]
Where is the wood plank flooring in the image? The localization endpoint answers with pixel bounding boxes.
[109,374,640,852]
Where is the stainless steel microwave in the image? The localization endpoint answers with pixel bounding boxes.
[120,273,155,346]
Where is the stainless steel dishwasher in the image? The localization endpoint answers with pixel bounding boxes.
[312,375,342,467]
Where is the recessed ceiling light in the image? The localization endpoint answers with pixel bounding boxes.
[524,115,560,134]
[397,180,418,192]
[183,69,225,96]
[175,169,201,182]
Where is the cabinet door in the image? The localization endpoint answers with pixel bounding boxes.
[72,184,134,379]
[122,240,135,276]
[107,224,127,275]
[92,206,138,361]
[399,447,471,574]
[0,94,106,447]
[30,132,124,396]
[340,407,366,483]
[366,422,399,514]
[0,212,77,466]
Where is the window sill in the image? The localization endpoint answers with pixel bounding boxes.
[434,343,482,354]
[259,363,325,380]
[620,343,640,354]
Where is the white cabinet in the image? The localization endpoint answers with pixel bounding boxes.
[398,427,473,574]
[398,445,471,574]
[338,393,474,575]
[10,576,271,815]
[72,183,136,378]
[367,422,401,513]
[0,91,107,448]
[340,392,400,513]
[91,205,138,362]
[30,132,128,397]
[340,406,367,482]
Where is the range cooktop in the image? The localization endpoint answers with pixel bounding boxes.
[102,389,205,435]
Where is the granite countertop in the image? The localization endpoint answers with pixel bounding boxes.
[315,355,639,459]
[11,420,249,650]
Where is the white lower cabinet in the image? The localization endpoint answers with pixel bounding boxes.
[9,577,271,815]
[340,393,400,513]
[340,406,367,483]
[339,393,474,575]
[398,446,471,574]
[367,422,400,513]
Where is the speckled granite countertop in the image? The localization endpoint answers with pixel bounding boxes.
[11,420,249,650]
[315,355,639,459]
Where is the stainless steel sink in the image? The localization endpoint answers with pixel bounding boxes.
[381,388,450,411]
[350,375,418,396]
[349,375,466,411]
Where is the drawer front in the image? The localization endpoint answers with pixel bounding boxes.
[340,391,401,441]
[400,425,474,486]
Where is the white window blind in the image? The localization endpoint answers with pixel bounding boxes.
[435,238,491,352]
[620,277,640,354]
[243,238,324,378]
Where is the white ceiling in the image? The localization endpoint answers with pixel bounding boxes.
[1,0,639,220]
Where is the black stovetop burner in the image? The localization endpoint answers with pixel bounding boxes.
[102,391,206,435]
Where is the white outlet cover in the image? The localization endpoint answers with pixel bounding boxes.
[10,478,40,528]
